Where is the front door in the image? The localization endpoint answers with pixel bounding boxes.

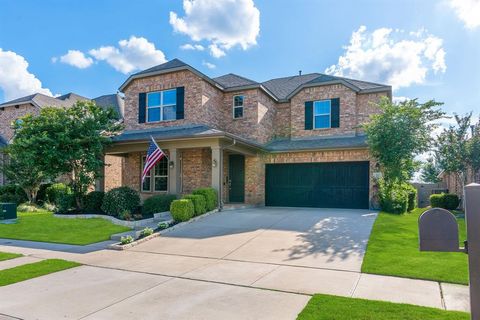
[228,154,245,203]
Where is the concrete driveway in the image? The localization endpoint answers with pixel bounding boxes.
[0,207,380,320]
[133,207,376,272]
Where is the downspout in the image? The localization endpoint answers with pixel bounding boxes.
[219,138,236,211]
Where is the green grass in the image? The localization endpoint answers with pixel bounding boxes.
[0,259,80,287]
[0,251,22,261]
[297,294,469,320]
[0,210,130,245]
[362,208,468,285]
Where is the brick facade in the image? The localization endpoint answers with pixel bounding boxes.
[180,148,212,193]
[0,103,39,142]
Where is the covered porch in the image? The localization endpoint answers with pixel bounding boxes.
[100,125,264,207]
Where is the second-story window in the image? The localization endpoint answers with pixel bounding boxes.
[313,99,331,129]
[147,89,177,122]
[233,95,244,119]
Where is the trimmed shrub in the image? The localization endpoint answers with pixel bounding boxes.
[192,187,218,211]
[430,193,460,210]
[170,199,194,222]
[57,192,75,213]
[379,183,408,214]
[404,184,417,212]
[0,184,28,204]
[84,191,105,213]
[183,194,207,216]
[140,227,154,237]
[142,194,177,216]
[430,194,444,208]
[46,183,71,205]
[101,186,140,217]
[120,235,133,245]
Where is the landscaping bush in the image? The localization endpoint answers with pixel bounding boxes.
[84,191,105,213]
[192,187,218,211]
[120,235,134,245]
[36,183,52,204]
[379,183,408,214]
[0,184,28,204]
[170,199,194,222]
[183,194,206,216]
[17,203,43,212]
[140,227,154,237]
[142,194,177,216]
[430,193,460,210]
[101,186,140,217]
[404,184,417,212]
[56,192,75,213]
[46,183,71,205]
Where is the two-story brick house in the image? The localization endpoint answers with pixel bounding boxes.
[103,59,391,209]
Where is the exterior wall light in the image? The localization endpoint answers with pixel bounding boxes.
[212,159,218,168]
[169,161,175,169]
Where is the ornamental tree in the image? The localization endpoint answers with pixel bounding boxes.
[421,157,442,183]
[6,101,123,209]
[363,97,444,187]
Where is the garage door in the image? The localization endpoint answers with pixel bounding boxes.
[265,161,369,209]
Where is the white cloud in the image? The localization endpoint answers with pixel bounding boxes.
[180,43,205,51]
[449,0,480,29]
[89,36,167,74]
[169,0,260,58]
[56,50,93,69]
[202,61,216,69]
[209,44,226,58]
[326,26,446,90]
[0,48,52,101]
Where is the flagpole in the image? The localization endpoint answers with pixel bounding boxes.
[150,135,169,161]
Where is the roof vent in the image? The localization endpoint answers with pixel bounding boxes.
[299,70,302,76]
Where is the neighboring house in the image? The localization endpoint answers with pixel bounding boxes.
[439,167,480,198]
[103,58,391,209]
[0,92,124,185]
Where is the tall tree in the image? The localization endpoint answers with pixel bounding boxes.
[6,101,123,208]
[363,97,444,187]
[467,116,480,183]
[435,114,472,192]
[421,157,442,183]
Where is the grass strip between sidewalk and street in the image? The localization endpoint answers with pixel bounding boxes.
[0,251,22,262]
[0,259,80,287]
[297,294,469,320]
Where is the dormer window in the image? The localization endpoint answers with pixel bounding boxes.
[233,95,244,119]
[147,89,177,122]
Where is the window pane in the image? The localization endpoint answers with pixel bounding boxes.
[155,157,168,176]
[234,96,244,107]
[234,107,243,118]
[315,115,330,128]
[163,105,176,121]
[148,93,161,106]
[154,177,168,191]
[163,89,177,105]
[314,100,330,115]
[142,177,151,191]
[148,107,161,122]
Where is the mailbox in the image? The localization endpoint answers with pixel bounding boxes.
[418,208,463,252]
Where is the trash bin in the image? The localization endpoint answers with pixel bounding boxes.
[0,203,17,220]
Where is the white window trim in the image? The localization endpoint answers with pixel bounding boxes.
[313,99,332,129]
[232,95,244,119]
[146,89,176,123]
[141,156,169,193]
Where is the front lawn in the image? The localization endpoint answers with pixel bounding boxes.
[297,294,469,320]
[362,208,468,285]
[0,259,80,286]
[0,251,22,261]
[0,210,130,245]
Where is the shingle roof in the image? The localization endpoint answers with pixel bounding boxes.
[265,135,368,152]
[0,92,88,108]
[132,58,188,77]
[213,73,258,89]
[261,73,321,100]
[93,94,124,119]
[112,124,224,143]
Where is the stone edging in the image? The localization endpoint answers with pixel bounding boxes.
[53,213,164,228]
[109,209,220,250]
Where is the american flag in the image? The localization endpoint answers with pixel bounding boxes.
[142,136,166,183]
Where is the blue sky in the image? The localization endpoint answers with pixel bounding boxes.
[0,0,479,116]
